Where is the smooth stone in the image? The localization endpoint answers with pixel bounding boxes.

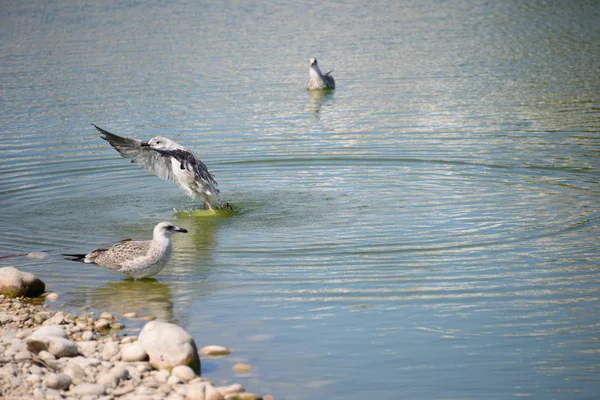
[27,373,42,385]
[70,382,106,396]
[31,325,67,340]
[159,383,173,394]
[168,375,183,385]
[232,363,254,373]
[227,393,260,400]
[45,373,72,390]
[138,321,201,373]
[155,369,171,384]
[47,337,78,358]
[123,312,138,318]
[14,350,32,361]
[16,329,32,339]
[76,341,98,357]
[99,312,114,320]
[63,362,86,384]
[186,382,224,400]
[101,341,120,360]
[111,322,125,330]
[0,266,45,298]
[121,336,137,344]
[38,350,56,362]
[144,376,160,388]
[139,315,156,321]
[45,292,59,301]
[81,331,94,341]
[136,362,153,374]
[200,345,231,357]
[42,314,65,326]
[97,369,119,388]
[69,355,102,369]
[26,252,48,260]
[121,343,148,362]
[172,365,195,382]
[94,319,111,330]
[111,365,130,381]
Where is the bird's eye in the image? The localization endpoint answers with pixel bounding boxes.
[156,141,161,144]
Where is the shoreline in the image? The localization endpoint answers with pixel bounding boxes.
[0,294,268,400]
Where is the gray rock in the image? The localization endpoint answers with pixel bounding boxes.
[138,321,201,373]
[172,365,195,382]
[121,343,147,362]
[76,340,98,357]
[154,369,170,384]
[38,350,56,362]
[31,325,67,339]
[111,364,130,381]
[0,266,45,298]
[27,373,42,385]
[94,318,111,330]
[47,337,78,358]
[45,373,72,390]
[70,382,106,396]
[14,350,32,362]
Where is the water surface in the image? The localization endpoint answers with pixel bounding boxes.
[1,1,599,399]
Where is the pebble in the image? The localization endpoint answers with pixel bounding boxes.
[44,372,72,390]
[232,363,254,373]
[0,296,266,400]
[94,318,111,331]
[172,365,196,382]
[123,312,138,318]
[71,382,106,396]
[63,362,86,384]
[201,345,232,357]
[47,337,78,358]
[45,292,59,301]
[121,342,148,362]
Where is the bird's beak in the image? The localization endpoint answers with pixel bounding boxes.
[175,227,188,233]
[140,141,150,147]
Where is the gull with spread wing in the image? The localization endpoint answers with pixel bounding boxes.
[93,124,232,210]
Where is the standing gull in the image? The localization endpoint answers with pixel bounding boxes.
[64,222,188,279]
[307,57,335,90]
[93,124,232,211]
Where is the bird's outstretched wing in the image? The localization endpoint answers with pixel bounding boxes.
[93,124,175,182]
[154,148,220,195]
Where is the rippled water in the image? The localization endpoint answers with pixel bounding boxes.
[1,0,600,399]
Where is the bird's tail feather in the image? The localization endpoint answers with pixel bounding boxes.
[63,253,87,262]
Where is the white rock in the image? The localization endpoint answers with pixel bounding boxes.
[81,331,94,341]
[31,325,67,340]
[95,318,111,330]
[14,350,32,361]
[101,341,120,360]
[172,365,195,382]
[47,337,78,358]
[42,313,65,326]
[97,369,118,388]
[45,292,59,301]
[71,382,106,396]
[121,343,147,362]
[69,355,102,369]
[0,266,45,297]
[215,384,246,397]
[63,362,86,384]
[44,373,72,390]
[76,340,98,357]
[155,369,171,384]
[136,362,153,374]
[121,336,137,344]
[111,364,130,381]
[27,373,42,385]
[38,350,55,362]
[26,252,48,260]
[138,321,201,372]
[168,375,183,385]
[185,382,224,400]
[200,345,231,357]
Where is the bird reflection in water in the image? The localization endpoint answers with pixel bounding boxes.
[88,279,174,322]
[307,89,335,120]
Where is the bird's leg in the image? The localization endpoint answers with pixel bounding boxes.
[204,202,217,215]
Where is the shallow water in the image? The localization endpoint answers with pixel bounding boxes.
[1,0,600,398]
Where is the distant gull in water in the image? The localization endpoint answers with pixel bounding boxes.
[93,124,232,211]
[64,222,188,279]
[307,57,335,90]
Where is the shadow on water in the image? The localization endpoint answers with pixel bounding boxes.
[307,90,335,120]
[72,279,174,322]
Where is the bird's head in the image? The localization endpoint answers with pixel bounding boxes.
[309,57,318,67]
[153,222,188,239]
[141,136,180,151]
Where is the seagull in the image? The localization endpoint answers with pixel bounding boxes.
[93,124,232,211]
[307,57,335,90]
[64,222,188,279]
